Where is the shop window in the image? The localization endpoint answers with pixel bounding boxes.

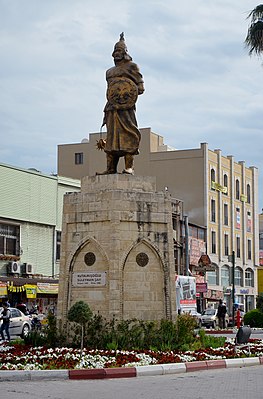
[235,267,243,287]
[221,265,230,287]
[207,265,219,285]
[245,268,254,287]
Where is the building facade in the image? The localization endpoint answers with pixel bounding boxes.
[58,127,259,312]
[0,162,80,311]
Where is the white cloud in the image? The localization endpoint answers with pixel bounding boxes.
[0,0,262,207]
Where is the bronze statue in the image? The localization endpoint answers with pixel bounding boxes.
[97,33,144,175]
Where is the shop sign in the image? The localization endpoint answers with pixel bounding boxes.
[72,272,107,287]
[37,283,59,294]
[0,282,7,296]
[196,282,207,293]
[25,284,37,299]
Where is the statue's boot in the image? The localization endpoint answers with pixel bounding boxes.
[96,154,118,175]
[122,154,134,175]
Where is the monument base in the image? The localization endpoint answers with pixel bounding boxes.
[57,174,177,328]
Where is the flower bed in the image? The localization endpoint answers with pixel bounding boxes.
[1,338,263,371]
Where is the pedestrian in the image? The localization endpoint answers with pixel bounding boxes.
[236,307,241,329]
[0,302,11,342]
[217,299,227,329]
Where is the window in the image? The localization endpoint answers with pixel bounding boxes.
[247,184,251,204]
[75,152,83,165]
[247,239,252,260]
[207,265,219,285]
[224,233,229,256]
[211,231,216,254]
[56,231,61,261]
[235,179,240,200]
[211,168,216,189]
[0,223,20,256]
[223,203,228,225]
[223,174,228,194]
[211,199,216,222]
[221,265,230,287]
[260,232,263,251]
[236,207,241,229]
[236,236,241,258]
[245,269,254,287]
[235,267,243,287]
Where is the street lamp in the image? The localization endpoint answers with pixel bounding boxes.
[228,251,235,326]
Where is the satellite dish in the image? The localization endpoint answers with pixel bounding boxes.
[81,138,89,143]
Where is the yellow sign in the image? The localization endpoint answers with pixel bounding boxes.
[25,284,37,299]
[211,181,228,194]
[0,282,8,296]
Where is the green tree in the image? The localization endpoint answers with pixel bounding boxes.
[67,301,92,349]
[245,5,263,56]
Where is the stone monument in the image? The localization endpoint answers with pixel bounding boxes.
[57,35,177,331]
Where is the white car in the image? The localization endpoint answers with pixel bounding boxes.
[201,308,229,328]
[0,307,31,339]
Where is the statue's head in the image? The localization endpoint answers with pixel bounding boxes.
[112,32,132,62]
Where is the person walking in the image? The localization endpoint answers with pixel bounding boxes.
[0,302,11,342]
[217,299,227,329]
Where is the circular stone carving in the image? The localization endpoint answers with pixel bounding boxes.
[136,252,149,267]
[107,77,138,109]
[84,252,96,266]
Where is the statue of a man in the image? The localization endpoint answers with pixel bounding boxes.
[99,33,144,175]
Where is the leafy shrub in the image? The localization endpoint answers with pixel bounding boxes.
[244,309,263,327]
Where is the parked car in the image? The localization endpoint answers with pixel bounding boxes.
[185,309,202,327]
[201,308,229,328]
[0,307,31,339]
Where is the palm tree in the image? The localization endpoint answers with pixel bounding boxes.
[245,5,263,56]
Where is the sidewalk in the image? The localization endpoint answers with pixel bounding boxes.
[0,356,262,381]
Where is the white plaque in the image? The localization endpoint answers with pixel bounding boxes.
[72,272,106,287]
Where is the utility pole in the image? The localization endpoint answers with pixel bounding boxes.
[228,251,235,326]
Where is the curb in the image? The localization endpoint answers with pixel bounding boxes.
[0,357,262,381]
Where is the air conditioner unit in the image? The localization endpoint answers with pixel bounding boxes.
[21,263,34,275]
[8,261,21,274]
[25,263,34,274]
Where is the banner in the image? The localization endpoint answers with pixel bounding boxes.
[37,283,59,294]
[0,282,7,296]
[25,284,37,299]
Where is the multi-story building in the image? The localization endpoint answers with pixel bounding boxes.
[58,127,259,312]
[0,162,80,311]
[258,212,263,296]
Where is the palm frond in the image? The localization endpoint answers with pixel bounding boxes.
[245,20,263,56]
[247,4,263,22]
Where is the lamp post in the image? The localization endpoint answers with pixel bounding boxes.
[228,251,235,326]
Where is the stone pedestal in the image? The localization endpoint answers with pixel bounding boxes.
[57,174,177,327]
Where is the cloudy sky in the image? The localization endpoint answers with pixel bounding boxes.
[1,0,263,209]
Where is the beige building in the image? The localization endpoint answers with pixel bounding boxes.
[58,127,259,312]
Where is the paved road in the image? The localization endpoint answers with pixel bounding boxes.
[1,366,263,399]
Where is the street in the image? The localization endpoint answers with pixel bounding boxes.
[1,366,263,399]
